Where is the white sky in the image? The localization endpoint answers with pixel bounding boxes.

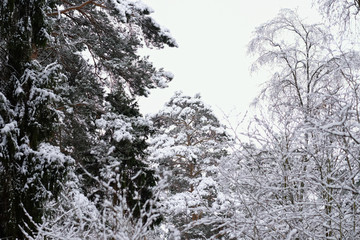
[138,0,321,122]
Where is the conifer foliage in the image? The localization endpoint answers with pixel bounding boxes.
[148,92,230,239]
[0,0,67,238]
[0,0,176,239]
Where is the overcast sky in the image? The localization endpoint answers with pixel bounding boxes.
[138,0,320,121]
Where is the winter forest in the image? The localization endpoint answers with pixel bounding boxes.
[1,0,360,239]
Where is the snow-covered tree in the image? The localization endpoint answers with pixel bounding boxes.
[211,9,360,239]
[316,0,360,28]
[0,1,72,238]
[148,92,230,239]
[0,0,176,238]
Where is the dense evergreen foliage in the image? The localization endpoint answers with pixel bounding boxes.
[148,92,231,239]
[0,0,175,238]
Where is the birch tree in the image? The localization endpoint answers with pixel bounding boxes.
[212,9,360,239]
[316,0,360,28]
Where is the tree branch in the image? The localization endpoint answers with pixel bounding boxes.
[47,0,106,17]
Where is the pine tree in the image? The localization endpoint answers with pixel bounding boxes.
[0,0,68,238]
[148,92,230,239]
[0,0,176,238]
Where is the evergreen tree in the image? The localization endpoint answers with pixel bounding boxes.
[0,1,71,238]
[148,92,230,239]
[0,0,176,238]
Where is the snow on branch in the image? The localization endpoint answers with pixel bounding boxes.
[47,0,107,17]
